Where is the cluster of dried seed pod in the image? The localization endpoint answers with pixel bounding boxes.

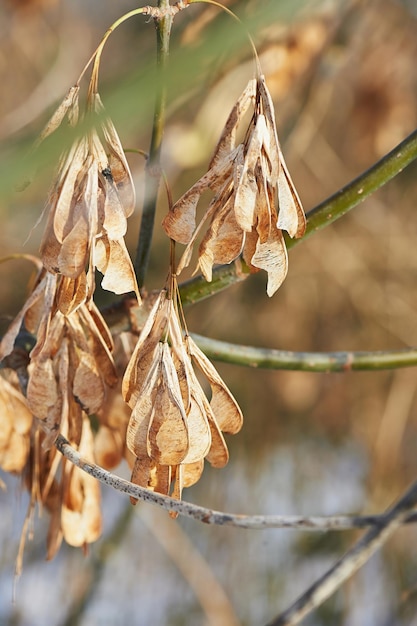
[122,288,243,503]
[0,58,304,559]
[163,75,306,296]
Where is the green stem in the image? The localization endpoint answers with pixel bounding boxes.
[134,1,172,288]
[291,127,417,245]
[192,334,417,373]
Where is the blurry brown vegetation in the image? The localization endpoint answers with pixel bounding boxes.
[1,0,417,624]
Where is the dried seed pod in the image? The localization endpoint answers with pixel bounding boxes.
[163,74,306,296]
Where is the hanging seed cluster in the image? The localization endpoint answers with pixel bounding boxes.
[0,37,305,558]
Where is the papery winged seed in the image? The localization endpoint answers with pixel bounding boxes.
[209,78,257,170]
[27,358,58,419]
[57,274,87,315]
[176,181,234,276]
[251,224,288,297]
[149,463,171,495]
[71,309,117,389]
[85,301,114,352]
[187,336,243,434]
[257,75,280,152]
[30,272,58,359]
[234,115,268,232]
[255,167,273,244]
[0,378,32,436]
[198,196,244,282]
[0,274,50,362]
[61,418,102,546]
[183,459,204,488]
[58,215,89,278]
[53,140,88,244]
[162,149,238,245]
[126,347,161,457]
[146,344,188,465]
[122,291,168,407]
[102,175,128,240]
[168,306,190,412]
[200,392,229,468]
[37,86,80,145]
[277,146,306,238]
[95,236,139,299]
[130,456,152,496]
[73,351,105,414]
[180,393,211,464]
[94,424,124,469]
[94,93,136,217]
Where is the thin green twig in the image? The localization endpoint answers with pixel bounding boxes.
[191,334,417,372]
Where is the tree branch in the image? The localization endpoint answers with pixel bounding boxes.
[55,434,417,531]
[191,334,417,372]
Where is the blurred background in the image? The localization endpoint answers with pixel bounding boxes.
[1,0,417,624]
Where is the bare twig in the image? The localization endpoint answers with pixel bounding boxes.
[265,478,417,626]
[55,434,417,531]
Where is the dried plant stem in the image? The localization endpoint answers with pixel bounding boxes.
[55,434,417,531]
[265,478,417,626]
[191,334,417,372]
[180,128,417,303]
[134,0,173,288]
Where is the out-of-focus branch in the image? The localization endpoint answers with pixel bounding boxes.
[265,477,417,626]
